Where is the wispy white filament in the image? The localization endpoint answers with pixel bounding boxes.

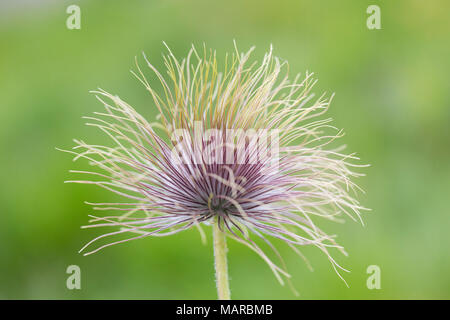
[61,42,368,288]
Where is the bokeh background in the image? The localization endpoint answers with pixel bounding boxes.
[0,0,449,299]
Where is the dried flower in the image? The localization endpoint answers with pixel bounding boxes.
[61,43,367,299]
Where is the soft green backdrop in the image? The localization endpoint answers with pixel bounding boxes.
[0,0,449,299]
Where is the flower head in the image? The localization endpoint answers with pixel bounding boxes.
[62,43,367,287]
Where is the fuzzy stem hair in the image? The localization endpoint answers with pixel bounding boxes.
[213,216,231,300]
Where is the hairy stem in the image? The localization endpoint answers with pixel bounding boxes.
[213,216,231,300]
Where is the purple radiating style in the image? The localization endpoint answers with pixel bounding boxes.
[61,44,367,286]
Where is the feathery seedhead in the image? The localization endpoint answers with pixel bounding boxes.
[62,43,367,286]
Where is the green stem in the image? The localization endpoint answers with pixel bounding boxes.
[213,216,231,300]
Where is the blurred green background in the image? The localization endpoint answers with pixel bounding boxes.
[0,0,449,299]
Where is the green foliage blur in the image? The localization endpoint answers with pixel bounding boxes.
[0,0,449,299]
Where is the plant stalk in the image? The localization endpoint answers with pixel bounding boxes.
[213,216,230,300]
